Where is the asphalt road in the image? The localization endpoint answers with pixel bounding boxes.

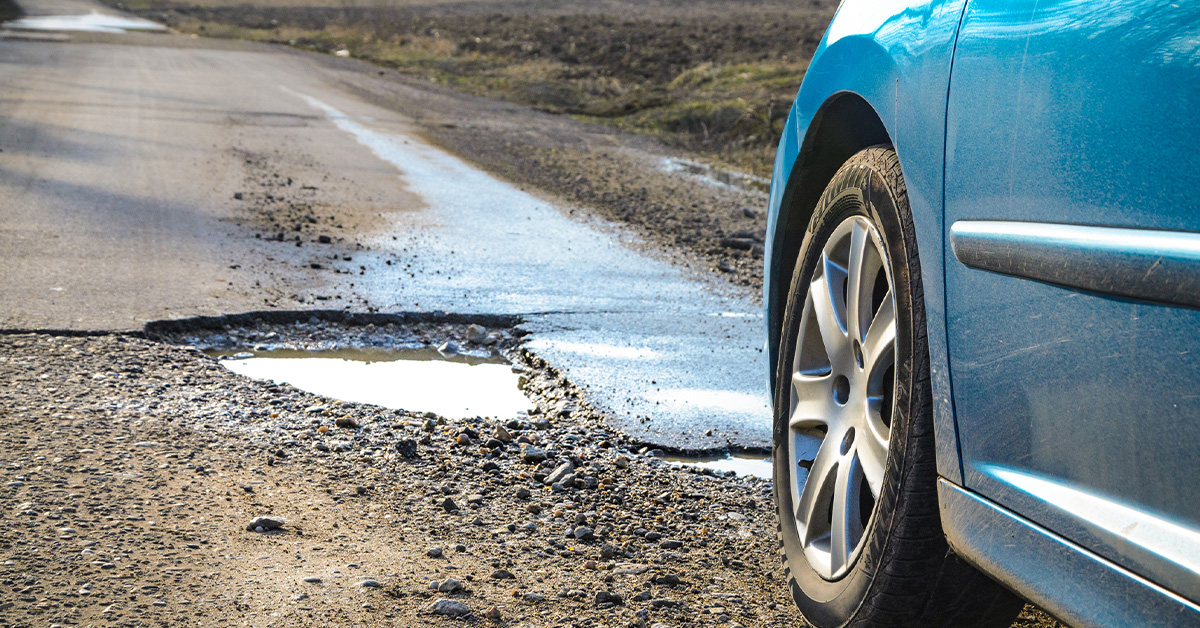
[0,0,772,451]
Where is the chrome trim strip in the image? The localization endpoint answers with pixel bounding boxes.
[949,221,1200,308]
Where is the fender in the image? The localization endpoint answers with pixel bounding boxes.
[764,0,968,483]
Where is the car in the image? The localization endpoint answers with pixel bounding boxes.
[763,1,1200,627]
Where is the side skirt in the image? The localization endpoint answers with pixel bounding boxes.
[937,479,1200,628]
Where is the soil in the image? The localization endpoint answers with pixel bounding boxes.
[0,326,1067,627]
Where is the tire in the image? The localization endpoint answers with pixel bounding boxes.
[772,146,1023,628]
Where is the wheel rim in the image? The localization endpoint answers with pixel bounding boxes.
[789,215,897,580]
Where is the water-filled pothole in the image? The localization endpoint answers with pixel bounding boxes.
[664,452,773,480]
[209,348,532,420]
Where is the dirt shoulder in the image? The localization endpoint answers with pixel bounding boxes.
[0,332,1066,627]
[0,332,797,627]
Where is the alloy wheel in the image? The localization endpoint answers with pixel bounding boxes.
[788,215,897,580]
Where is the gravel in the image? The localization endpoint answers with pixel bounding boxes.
[0,332,1062,628]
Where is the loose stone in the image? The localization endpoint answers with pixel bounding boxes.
[245,516,284,532]
[430,598,471,618]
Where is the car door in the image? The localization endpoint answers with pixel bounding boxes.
[943,0,1200,602]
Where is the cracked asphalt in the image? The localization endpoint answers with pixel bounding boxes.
[0,0,770,452]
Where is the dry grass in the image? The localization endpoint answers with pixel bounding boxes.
[114,0,836,175]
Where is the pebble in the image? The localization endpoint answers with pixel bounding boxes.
[490,569,515,580]
[595,590,623,606]
[614,455,630,469]
[358,579,382,588]
[442,497,459,512]
[303,577,322,584]
[493,425,513,443]
[437,341,460,356]
[438,578,463,593]
[544,461,574,485]
[483,605,502,621]
[430,598,471,618]
[245,516,284,532]
[465,324,488,342]
[427,546,444,558]
[520,445,547,463]
[335,417,358,429]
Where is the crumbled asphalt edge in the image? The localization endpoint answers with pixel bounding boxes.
[0,331,802,628]
[144,311,766,459]
[0,329,1063,627]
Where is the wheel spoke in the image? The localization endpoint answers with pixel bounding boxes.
[845,221,869,343]
[809,260,847,362]
[863,293,896,375]
[794,439,839,544]
[857,422,889,498]
[829,454,863,575]
[790,372,833,429]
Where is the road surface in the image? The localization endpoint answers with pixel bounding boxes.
[0,0,773,450]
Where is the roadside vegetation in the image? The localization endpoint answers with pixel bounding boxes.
[110,0,836,176]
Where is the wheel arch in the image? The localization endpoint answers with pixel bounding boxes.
[766,92,891,393]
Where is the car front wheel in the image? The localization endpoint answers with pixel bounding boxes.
[773,146,1022,628]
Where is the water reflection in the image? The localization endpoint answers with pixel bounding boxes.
[210,348,531,420]
[664,452,773,480]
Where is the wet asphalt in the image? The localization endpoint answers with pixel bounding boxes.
[0,0,772,450]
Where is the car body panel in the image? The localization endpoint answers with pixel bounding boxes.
[943,0,1200,598]
[768,0,1200,619]
[765,0,969,484]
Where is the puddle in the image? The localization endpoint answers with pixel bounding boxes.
[664,453,773,480]
[5,11,167,33]
[659,157,770,194]
[209,348,532,420]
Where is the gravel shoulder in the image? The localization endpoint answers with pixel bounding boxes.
[0,332,798,627]
[0,331,1066,627]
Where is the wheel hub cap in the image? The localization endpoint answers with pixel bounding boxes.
[788,215,897,580]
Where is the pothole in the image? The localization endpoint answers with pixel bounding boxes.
[209,347,531,420]
[145,311,765,473]
[662,452,773,480]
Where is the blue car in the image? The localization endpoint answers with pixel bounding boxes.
[764,1,1200,626]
